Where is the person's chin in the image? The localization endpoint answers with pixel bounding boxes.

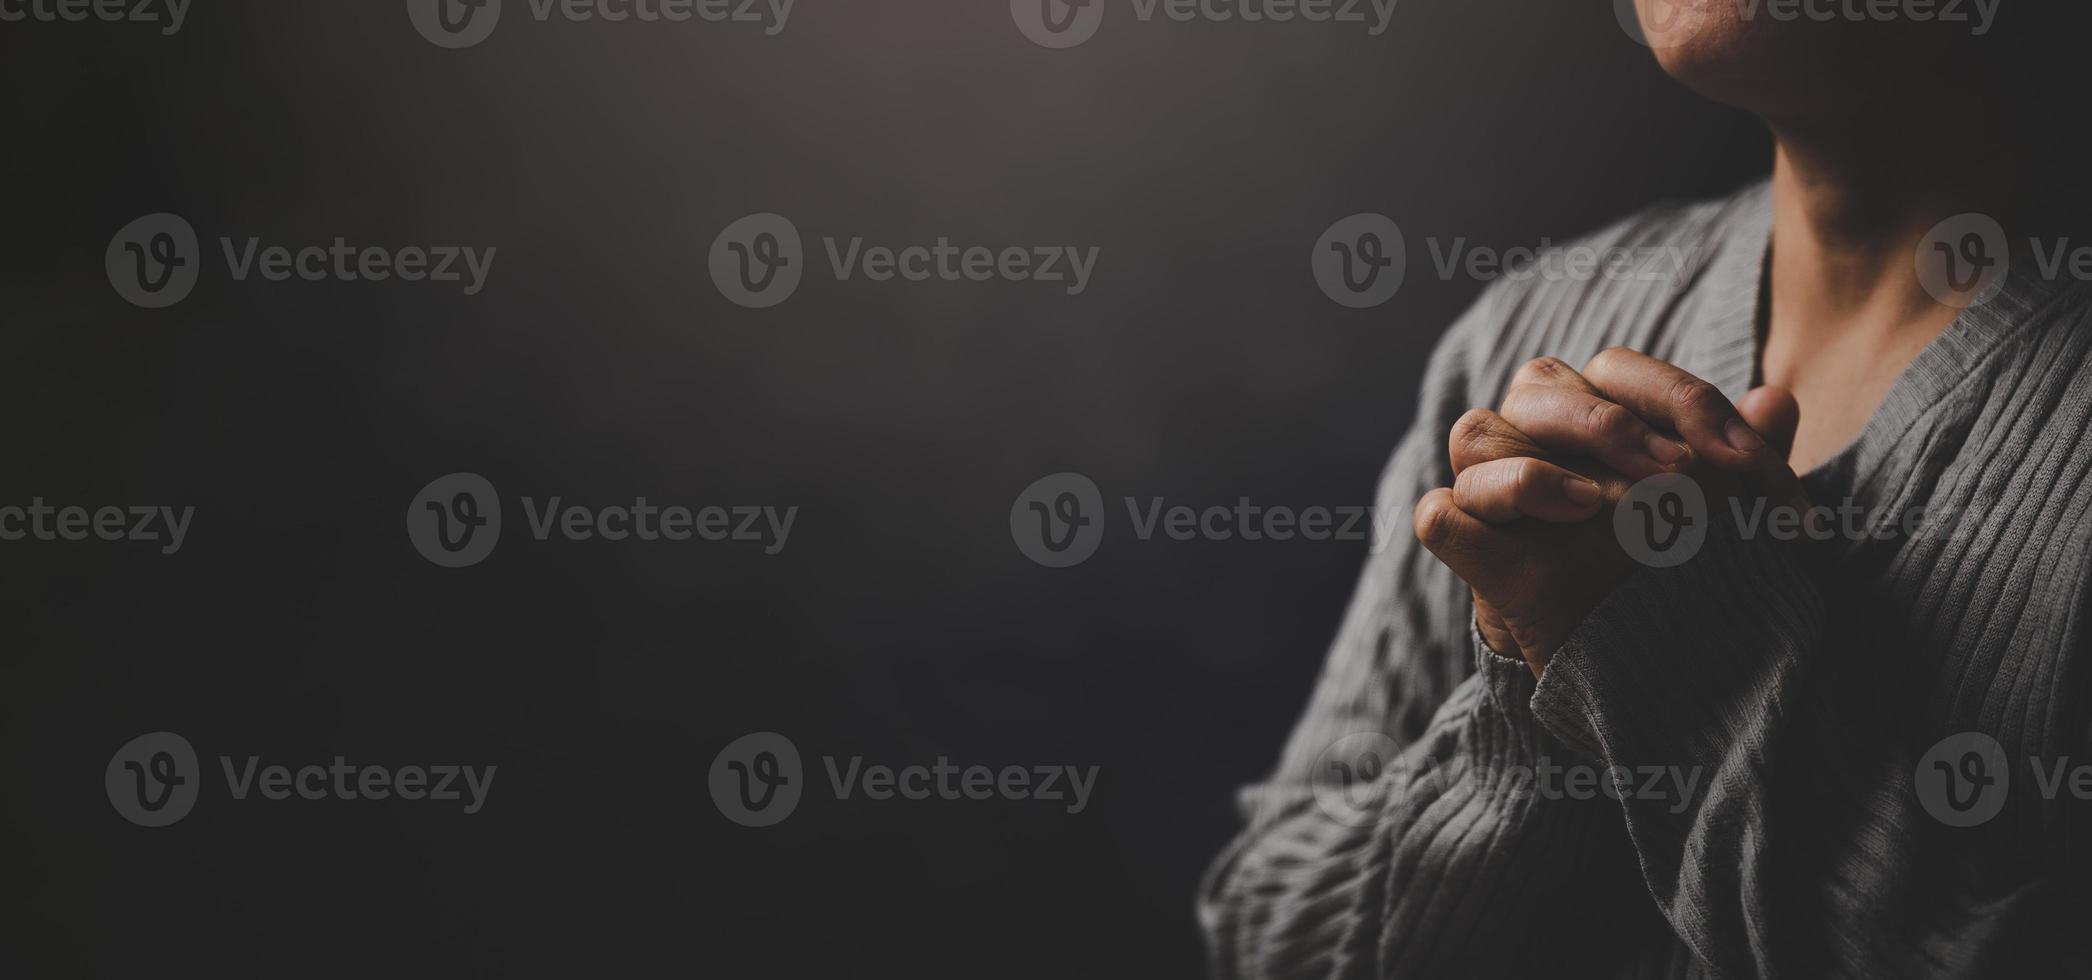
[1644,15,1922,120]
[1664,56,1855,130]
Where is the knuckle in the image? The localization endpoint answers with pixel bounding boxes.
[1449,471,1480,511]
[1509,457,1546,500]
[1668,376,1722,414]
[1413,493,1460,546]
[1582,398,1632,442]
[1586,346,1632,373]
[1514,356,1569,386]
[1450,408,1496,451]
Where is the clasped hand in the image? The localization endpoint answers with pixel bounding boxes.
[1412,347,1809,678]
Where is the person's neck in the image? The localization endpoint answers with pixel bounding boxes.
[1761,78,2036,344]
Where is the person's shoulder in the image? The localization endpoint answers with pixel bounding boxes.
[1933,274,2092,560]
[1511,178,1768,301]
[1981,270,2092,398]
[1469,179,1767,321]
[1577,179,1766,256]
[1437,180,1771,398]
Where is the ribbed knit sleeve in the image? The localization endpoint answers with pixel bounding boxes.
[1197,282,1655,977]
[1198,181,2092,979]
[1200,616,1669,976]
[1530,504,2092,979]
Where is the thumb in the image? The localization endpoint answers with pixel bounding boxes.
[1737,385,1800,456]
[1736,385,1810,515]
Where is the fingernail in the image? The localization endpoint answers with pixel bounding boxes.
[1644,434,1689,466]
[1726,420,1765,454]
[1563,477,1601,506]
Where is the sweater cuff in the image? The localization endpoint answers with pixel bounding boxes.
[1472,619,1536,714]
[1469,619,1577,767]
[1530,511,1826,765]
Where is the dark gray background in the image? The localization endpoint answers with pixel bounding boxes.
[3,1,1773,976]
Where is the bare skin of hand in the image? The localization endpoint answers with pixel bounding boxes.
[1412,347,1808,679]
